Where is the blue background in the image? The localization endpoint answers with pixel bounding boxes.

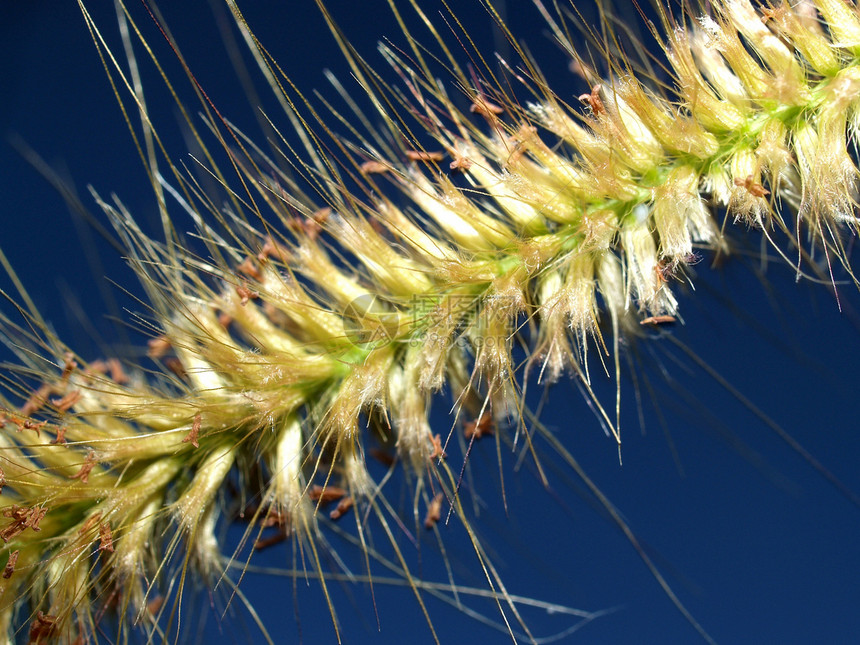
[3,2,860,643]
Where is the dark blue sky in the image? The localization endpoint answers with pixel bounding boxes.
[3,2,860,643]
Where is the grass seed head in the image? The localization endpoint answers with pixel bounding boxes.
[2,0,860,642]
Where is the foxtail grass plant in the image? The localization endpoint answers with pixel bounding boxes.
[3,0,860,642]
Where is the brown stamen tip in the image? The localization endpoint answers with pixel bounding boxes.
[258,237,291,264]
[238,256,263,281]
[328,496,353,521]
[236,282,258,306]
[70,450,97,484]
[164,357,187,379]
[147,336,171,359]
[182,414,202,448]
[428,433,446,460]
[464,412,494,440]
[20,384,52,417]
[107,358,130,384]
[61,353,78,381]
[734,175,770,198]
[98,522,114,552]
[578,84,605,115]
[308,484,347,505]
[640,315,677,325]
[405,150,445,163]
[2,550,18,579]
[424,493,444,530]
[449,155,472,172]
[29,611,57,643]
[50,427,68,446]
[52,390,81,413]
[360,160,390,175]
[254,531,288,550]
[470,98,504,118]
